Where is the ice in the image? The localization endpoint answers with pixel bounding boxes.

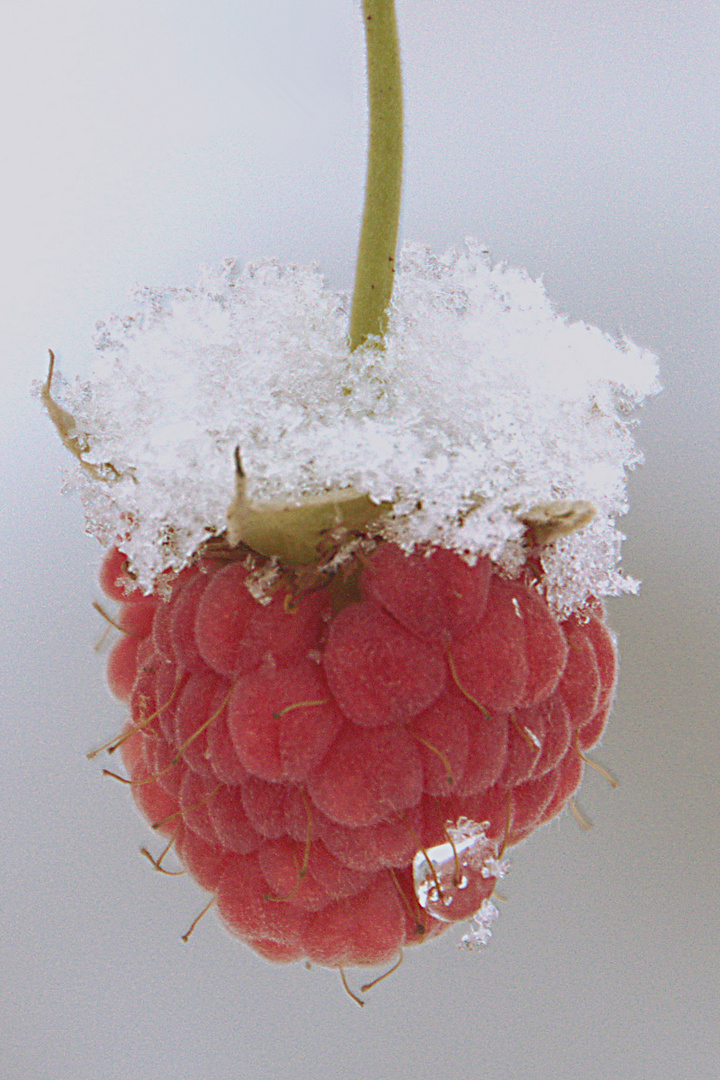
[458,899,501,952]
[412,818,507,924]
[41,241,660,603]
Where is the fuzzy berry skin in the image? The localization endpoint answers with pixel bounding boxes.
[102,541,616,968]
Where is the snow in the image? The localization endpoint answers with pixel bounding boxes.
[41,241,660,606]
[458,900,501,952]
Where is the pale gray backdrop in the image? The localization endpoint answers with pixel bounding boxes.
[2,2,719,1078]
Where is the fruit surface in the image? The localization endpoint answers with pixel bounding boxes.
[103,540,616,968]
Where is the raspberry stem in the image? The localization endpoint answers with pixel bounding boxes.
[348,0,403,352]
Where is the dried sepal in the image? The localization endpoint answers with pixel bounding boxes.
[226,449,391,566]
[41,350,121,482]
[519,499,597,545]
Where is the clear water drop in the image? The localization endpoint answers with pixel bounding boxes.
[412,818,505,924]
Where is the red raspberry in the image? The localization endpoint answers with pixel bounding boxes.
[100,539,616,971]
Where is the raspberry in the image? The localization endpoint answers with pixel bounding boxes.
[100,538,616,973]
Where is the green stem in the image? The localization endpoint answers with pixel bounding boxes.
[348,0,403,352]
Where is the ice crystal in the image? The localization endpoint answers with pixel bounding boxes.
[44,241,660,602]
[482,856,510,881]
[459,899,500,952]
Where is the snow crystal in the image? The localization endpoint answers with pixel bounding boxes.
[459,899,500,952]
[43,241,660,604]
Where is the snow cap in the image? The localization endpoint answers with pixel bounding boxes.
[48,241,660,610]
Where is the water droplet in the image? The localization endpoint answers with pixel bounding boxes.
[412,818,501,924]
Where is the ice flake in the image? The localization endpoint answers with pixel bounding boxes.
[482,856,510,881]
[244,561,281,605]
[459,899,501,952]
[47,243,660,600]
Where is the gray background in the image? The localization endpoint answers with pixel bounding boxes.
[2,2,719,1078]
